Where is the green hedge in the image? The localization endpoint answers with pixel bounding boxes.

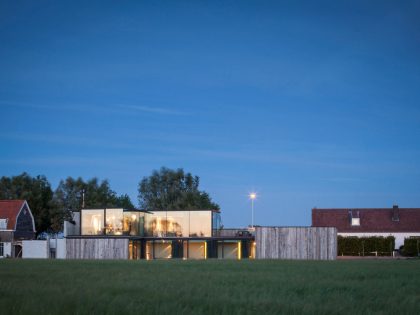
[337,236,395,256]
[401,238,420,257]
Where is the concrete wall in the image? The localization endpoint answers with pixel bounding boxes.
[22,240,49,258]
[66,238,129,259]
[256,227,337,260]
[338,232,420,249]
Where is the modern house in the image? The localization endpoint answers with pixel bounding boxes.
[65,207,336,260]
[0,200,36,258]
[66,208,256,260]
[312,205,420,249]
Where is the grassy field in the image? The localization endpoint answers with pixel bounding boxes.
[0,259,419,314]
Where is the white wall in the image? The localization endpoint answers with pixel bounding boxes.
[22,240,48,258]
[0,242,12,258]
[64,212,80,237]
[56,239,66,259]
[338,232,420,249]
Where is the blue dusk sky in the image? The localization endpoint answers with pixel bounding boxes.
[1,1,420,227]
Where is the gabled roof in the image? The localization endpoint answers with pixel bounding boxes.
[312,207,420,233]
[0,200,32,230]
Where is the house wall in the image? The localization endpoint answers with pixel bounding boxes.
[66,238,129,259]
[338,232,420,249]
[0,242,12,258]
[255,227,337,260]
[14,203,35,240]
[0,231,14,242]
[64,212,80,236]
[22,240,49,258]
[56,239,67,259]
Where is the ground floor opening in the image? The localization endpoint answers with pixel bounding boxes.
[129,238,255,260]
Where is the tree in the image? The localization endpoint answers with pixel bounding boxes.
[0,173,134,234]
[137,167,220,210]
[0,173,56,234]
[116,194,135,209]
[53,177,135,216]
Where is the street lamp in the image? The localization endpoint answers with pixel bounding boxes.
[249,193,257,228]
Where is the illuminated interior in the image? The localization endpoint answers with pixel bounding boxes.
[105,209,123,235]
[81,209,104,235]
[144,210,213,237]
[78,208,254,260]
[217,241,241,259]
[154,241,172,259]
[187,241,207,259]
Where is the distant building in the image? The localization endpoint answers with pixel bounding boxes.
[0,200,36,258]
[312,205,420,249]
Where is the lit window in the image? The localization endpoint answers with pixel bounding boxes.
[351,218,360,226]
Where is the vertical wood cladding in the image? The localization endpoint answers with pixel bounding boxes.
[255,227,337,260]
[66,238,129,259]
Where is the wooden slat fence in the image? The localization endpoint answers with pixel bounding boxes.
[66,238,129,259]
[255,227,337,260]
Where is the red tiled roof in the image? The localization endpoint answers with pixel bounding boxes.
[0,200,25,230]
[312,207,420,232]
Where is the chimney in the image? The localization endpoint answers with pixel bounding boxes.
[392,205,399,222]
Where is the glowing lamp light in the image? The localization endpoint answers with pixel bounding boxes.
[249,192,257,228]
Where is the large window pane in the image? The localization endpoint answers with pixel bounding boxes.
[105,209,123,235]
[166,211,189,237]
[146,212,167,237]
[81,209,104,235]
[189,211,211,237]
[219,241,241,259]
[123,212,144,236]
[188,241,207,259]
[212,212,221,236]
[129,241,141,260]
[154,241,172,259]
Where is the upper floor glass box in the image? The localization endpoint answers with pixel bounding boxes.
[80,208,220,238]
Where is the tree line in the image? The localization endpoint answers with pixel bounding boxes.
[0,167,219,235]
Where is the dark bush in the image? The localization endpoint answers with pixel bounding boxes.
[337,236,395,256]
[401,238,420,257]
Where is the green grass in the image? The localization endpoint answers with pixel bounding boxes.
[0,259,419,314]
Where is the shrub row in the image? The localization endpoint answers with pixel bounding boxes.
[401,237,420,257]
[337,236,395,256]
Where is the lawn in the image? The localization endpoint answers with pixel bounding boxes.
[0,259,419,314]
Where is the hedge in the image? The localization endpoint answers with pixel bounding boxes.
[401,237,420,257]
[337,236,395,256]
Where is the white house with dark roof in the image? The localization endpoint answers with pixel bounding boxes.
[312,205,420,249]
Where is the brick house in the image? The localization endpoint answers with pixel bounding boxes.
[312,205,420,249]
[0,200,36,258]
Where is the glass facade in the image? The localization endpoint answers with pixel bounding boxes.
[189,211,211,237]
[105,209,123,235]
[123,212,144,236]
[81,209,104,235]
[166,211,189,237]
[212,212,222,236]
[129,241,141,260]
[217,241,241,259]
[187,241,207,259]
[79,208,254,260]
[80,209,144,236]
[143,210,213,237]
[153,241,172,259]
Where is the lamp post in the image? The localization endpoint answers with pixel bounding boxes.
[249,193,257,228]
